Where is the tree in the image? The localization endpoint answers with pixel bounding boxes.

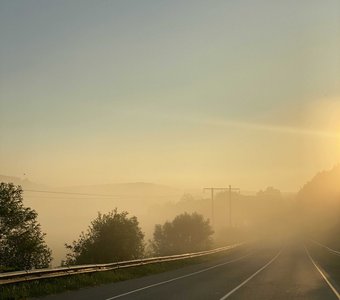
[65,209,144,265]
[0,183,52,271]
[151,212,213,256]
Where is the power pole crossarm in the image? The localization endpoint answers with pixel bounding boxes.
[204,186,240,229]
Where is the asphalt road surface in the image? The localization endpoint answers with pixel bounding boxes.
[40,242,340,300]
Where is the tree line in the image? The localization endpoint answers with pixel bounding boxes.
[0,183,214,271]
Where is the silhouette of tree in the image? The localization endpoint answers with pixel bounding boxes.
[151,212,213,256]
[65,209,144,265]
[0,183,52,271]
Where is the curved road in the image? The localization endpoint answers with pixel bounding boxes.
[40,242,340,300]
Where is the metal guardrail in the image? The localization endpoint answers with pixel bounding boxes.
[310,239,340,256]
[0,242,244,285]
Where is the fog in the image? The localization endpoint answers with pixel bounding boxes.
[1,0,340,277]
[2,164,339,267]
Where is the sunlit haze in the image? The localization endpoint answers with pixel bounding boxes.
[1,1,339,191]
[1,2,340,299]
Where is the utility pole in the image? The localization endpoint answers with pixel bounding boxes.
[228,185,240,227]
[204,187,228,228]
[204,186,241,228]
[203,188,214,227]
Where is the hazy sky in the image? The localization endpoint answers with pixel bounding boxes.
[1,0,340,191]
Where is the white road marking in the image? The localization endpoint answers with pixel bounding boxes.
[310,239,340,256]
[219,248,282,300]
[104,252,252,300]
[305,245,340,300]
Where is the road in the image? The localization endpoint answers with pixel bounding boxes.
[40,241,340,300]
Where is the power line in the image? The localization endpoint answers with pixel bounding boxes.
[24,196,121,200]
[23,189,180,199]
[24,189,126,198]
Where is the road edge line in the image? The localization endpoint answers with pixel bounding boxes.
[104,252,252,300]
[304,245,340,300]
[219,248,282,300]
[310,239,340,256]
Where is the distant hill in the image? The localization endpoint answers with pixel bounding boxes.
[59,182,182,199]
[0,175,183,203]
[0,175,43,189]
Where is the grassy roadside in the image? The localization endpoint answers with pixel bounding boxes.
[0,248,242,300]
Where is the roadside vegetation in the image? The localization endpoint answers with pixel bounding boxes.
[1,183,215,272]
[151,212,214,256]
[0,183,52,272]
[1,182,218,299]
[64,209,145,265]
[0,248,239,300]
